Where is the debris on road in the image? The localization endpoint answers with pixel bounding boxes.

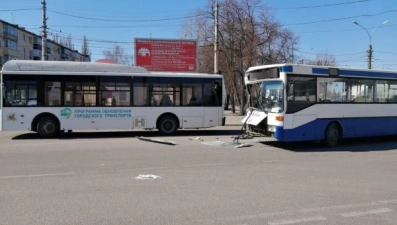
[135,174,161,180]
[234,143,253,148]
[137,136,177,145]
[188,137,203,141]
[201,140,254,148]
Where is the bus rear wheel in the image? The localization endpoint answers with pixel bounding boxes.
[324,123,340,147]
[37,117,59,138]
[158,116,178,135]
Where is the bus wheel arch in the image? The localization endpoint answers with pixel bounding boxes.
[156,113,180,135]
[323,121,343,147]
[32,113,60,138]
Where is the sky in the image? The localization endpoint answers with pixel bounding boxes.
[1,0,397,70]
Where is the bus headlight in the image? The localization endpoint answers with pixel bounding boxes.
[268,125,276,132]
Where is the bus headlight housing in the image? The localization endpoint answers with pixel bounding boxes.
[268,125,276,132]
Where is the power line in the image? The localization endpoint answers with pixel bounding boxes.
[0,8,40,11]
[283,9,397,26]
[47,9,204,22]
[274,0,370,10]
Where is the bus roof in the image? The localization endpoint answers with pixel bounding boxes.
[246,63,397,79]
[1,60,148,73]
[1,60,222,78]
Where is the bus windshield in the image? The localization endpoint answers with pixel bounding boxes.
[249,81,284,113]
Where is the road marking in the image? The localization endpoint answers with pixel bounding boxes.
[268,216,327,225]
[341,208,393,217]
[300,199,397,212]
[197,199,397,224]
[0,172,75,179]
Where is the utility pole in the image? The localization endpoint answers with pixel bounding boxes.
[41,0,48,61]
[353,20,388,69]
[368,44,372,69]
[214,1,219,74]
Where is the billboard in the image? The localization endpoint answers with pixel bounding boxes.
[135,38,197,72]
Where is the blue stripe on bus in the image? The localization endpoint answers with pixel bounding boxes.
[274,117,397,142]
[280,66,293,73]
[312,68,329,75]
[339,70,397,79]
[311,67,397,79]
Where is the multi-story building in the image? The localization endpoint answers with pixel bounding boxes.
[0,19,90,67]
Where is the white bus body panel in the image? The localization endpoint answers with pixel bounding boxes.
[2,107,222,131]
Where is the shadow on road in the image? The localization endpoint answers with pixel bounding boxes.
[11,129,244,140]
[260,135,397,152]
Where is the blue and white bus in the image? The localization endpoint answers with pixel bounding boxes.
[0,60,225,138]
[243,64,397,147]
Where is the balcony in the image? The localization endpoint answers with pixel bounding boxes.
[61,53,69,59]
[2,48,18,55]
[33,49,41,58]
[34,37,42,45]
[33,44,42,50]
[2,32,18,41]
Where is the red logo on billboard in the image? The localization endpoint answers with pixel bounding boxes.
[135,38,197,72]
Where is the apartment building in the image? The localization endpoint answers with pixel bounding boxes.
[0,19,90,67]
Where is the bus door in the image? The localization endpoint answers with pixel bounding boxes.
[203,80,223,127]
[287,76,317,141]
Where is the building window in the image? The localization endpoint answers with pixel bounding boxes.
[3,24,18,37]
[5,39,18,51]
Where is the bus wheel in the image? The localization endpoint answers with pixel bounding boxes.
[158,116,178,135]
[324,123,340,147]
[37,117,59,138]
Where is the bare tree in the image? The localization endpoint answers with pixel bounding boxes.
[181,0,299,114]
[52,33,60,44]
[102,44,134,65]
[307,51,337,66]
[81,35,91,57]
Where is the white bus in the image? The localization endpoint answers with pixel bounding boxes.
[243,63,397,147]
[0,60,225,137]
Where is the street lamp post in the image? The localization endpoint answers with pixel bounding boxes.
[352,20,389,69]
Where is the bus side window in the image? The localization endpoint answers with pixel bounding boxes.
[160,94,172,106]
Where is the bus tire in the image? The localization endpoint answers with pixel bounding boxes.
[158,116,178,135]
[37,116,59,138]
[324,123,340,147]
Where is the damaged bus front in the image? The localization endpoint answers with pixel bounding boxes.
[242,66,286,139]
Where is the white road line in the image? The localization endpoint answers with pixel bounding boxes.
[300,199,397,212]
[341,208,393,217]
[0,172,75,179]
[268,216,327,225]
[198,199,397,224]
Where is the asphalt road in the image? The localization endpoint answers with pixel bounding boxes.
[1,127,397,225]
